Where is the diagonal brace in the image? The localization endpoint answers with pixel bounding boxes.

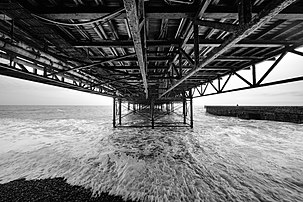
[159,0,298,98]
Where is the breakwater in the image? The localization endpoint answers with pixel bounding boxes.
[205,106,303,123]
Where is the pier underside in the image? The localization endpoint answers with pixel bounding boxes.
[1,0,303,127]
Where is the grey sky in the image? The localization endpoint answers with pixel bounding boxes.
[0,50,302,106]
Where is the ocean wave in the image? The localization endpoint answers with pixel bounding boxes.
[0,110,303,201]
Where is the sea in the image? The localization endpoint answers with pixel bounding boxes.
[0,105,303,202]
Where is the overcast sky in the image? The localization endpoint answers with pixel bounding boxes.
[0,49,302,106]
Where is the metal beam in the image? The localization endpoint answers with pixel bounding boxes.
[194,19,239,33]
[204,6,303,20]
[0,63,115,97]
[123,0,148,98]
[32,5,303,20]
[49,54,136,76]
[159,0,298,98]
[72,39,295,48]
[238,0,252,24]
[194,76,303,98]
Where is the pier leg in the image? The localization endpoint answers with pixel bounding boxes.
[128,102,130,110]
[189,89,193,128]
[113,98,116,128]
[183,92,186,124]
[171,103,174,112]
[118,99,122,125]
[151,100,155,129]
[133,103,136,113]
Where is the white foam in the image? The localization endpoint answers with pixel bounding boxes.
[1,112,303,201]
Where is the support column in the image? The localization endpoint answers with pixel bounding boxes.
[133,103,136,113]
[252,64,256,86]
[189,89,193,128]
[128,102,130,110]
[183,92,186,124]
[113,98,116,128]
[171,103,174,112]
[118,99,122,125]
[151,100,155,129]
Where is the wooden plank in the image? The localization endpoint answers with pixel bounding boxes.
[159,0,298,98]
[123,0,148,98]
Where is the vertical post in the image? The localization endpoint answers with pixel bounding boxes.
[43,66,47,77]
[151,100,155,129]
[128,102,130,110]
[113,98,116,128]
[218,78,221,92]
[171,102,174,112]
[118,99,122,125]
[238,0,252,25]
[252,64,256,86]
[133,103,136,113]
[189,89,193,128]
[183,92,186,124]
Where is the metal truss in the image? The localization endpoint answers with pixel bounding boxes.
[0,38,121,97]
[159,0,299,98]
[192,48,303,98]
[112,96,193,129]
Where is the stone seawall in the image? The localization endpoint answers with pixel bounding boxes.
[205,106,303,124]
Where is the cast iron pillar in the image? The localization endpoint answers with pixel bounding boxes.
[183,92,186,124]
[118,99,122,125]
[113,98,116,128]
[151,100,155,129]
[189,89,193,128]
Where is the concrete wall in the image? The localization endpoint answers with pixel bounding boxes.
[205,106,303,124]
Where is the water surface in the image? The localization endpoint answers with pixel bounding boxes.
[0,105,302,201]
